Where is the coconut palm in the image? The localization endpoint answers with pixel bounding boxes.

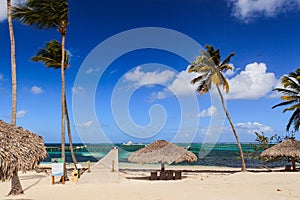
[188,45,246,171]
[31,40,78,167]
[7,0,21,195]
[272,68,300,132]
[12,0,69,178]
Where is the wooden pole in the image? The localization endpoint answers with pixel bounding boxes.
[292,157,296,171]
[161,163,165,172]
[112,160,115,172]
[87,160,91,173]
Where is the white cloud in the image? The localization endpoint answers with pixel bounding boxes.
[0,0,22,22]
[77,120,93,127]
[16,109,28,118]
[150,62,276,101]
[85,67,100,74]
[229,0,300,22]
[166,70,197,96]
[124,66,175,87]
[150,69,197,100]
[150,91,167,100]
[72,86,84,94]
[0,0,7,22]
[122,61,277,102]
[198,106,217,118]
[235,121,273,134]
[30,85,44,95]
[227,62,277,100]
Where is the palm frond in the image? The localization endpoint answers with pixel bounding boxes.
[272,99,298,109]
[281,95,300,101]
[286,109,300,132]
[188,45,234,95]
[190,75,204,85]
[218,64,233,73]
[273,87,299,96]
[281,76,300,91]
[220,52,235,66]
[220,75,230,93]
[31,40,69,69]
[12,0,68,30]
[283,103,300,113]
[196,82,210,94]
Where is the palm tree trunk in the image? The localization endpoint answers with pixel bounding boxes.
[8,0,17,125]
[64,93,78,168]
[7,0,23,195]
[8,170,23,195]
[216,86,247,171]
[61,33,67,180]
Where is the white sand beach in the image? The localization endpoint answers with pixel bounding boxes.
[1,163,300,200]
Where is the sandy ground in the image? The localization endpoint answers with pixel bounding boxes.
[1,164,300,200]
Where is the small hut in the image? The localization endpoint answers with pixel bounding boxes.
[128,140,197,171]
[0,120,48,194]
[260,139,300,171]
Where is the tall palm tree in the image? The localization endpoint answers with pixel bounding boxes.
[7,0,22,195]
[12,0,69,178]
[188,45,247,171]
[31,40,78,167]
[272,68,300,132]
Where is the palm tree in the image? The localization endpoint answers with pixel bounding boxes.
[7,0,22,195]
[31,40,78,167]
[272,68,300,132]
[12,0,69,178]
[188,45,246,171]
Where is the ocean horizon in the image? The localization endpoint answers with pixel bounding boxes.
[43,143,288,168]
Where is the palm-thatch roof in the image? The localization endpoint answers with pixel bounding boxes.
[128,140,197,165]
[260,139,300,170]
[260,139,300,158]
[0,120,48,181]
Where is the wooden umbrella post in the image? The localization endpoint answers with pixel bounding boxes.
[292,157,296,171]
[87,160,91,173]
[112,160,115,172]
[161,163,165,172]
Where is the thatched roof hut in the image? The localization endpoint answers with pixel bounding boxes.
[0,120,48,181]
[128,140,197,170]
[260,139,300,170]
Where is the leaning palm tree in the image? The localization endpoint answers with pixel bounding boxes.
[272,68,300,132]
[188,45,246,171]
[12,0,69,178]
[7,0,21,195]
[31,40,78,167]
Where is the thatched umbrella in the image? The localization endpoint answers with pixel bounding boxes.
[260,139,300,170]
[0,120,48,194]
[128,140,197,171]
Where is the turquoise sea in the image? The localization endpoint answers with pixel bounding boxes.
[44,143,289,168]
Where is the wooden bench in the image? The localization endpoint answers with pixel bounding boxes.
[150,171,158,180]
[174,171,182,180]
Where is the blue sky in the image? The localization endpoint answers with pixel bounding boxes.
[0,0,300,144]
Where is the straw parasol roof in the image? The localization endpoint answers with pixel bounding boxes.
[128,140,197,165]
[260,139,300,158]
[0,120,48,181]
[260,139,300,170]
